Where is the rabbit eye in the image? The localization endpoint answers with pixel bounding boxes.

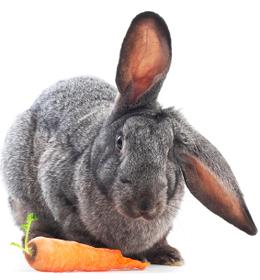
[116,135,123,151]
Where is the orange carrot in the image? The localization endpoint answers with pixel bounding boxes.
[24,237,148,272]
[11,213,148,272]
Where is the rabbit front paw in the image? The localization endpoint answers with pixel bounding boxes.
[145,245,184,266]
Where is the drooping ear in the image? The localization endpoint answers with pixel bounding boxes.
[172,112,257,235]
[115,11,171,108]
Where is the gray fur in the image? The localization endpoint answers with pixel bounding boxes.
[2,11,256,263]
[2,76,184,255]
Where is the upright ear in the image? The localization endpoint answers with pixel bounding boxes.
[115,11,171,109]
[172,112,257,235]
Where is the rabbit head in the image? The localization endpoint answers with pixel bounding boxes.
[91,12,257,235]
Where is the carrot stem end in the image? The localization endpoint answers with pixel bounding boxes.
[10,213,38,256]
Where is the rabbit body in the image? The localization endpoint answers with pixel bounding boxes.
[2,12,256,265]
[3,76,183,256]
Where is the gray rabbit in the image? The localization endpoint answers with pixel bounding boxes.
[2,11,257,265]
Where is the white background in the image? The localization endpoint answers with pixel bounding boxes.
[0,0,260,279]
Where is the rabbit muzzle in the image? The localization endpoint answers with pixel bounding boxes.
[113,176,168,221]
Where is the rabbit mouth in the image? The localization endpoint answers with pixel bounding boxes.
[115,203,163,221]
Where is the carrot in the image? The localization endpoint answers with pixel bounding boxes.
[25,237,148,272]
[11,213,148,272]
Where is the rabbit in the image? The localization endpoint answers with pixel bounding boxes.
[2,11,257,265]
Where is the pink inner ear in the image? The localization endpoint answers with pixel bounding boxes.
[125,21,170,103]
[181,154,254,233]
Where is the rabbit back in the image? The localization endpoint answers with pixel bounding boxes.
[31,76,116,140]
[2,76,117,227]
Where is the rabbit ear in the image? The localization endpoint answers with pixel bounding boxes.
[173,113,257,235]
[115,11,171,107]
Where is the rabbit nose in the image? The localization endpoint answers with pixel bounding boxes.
[138,199,153,212]
[119,177,132,185]
[137,199,159,219]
